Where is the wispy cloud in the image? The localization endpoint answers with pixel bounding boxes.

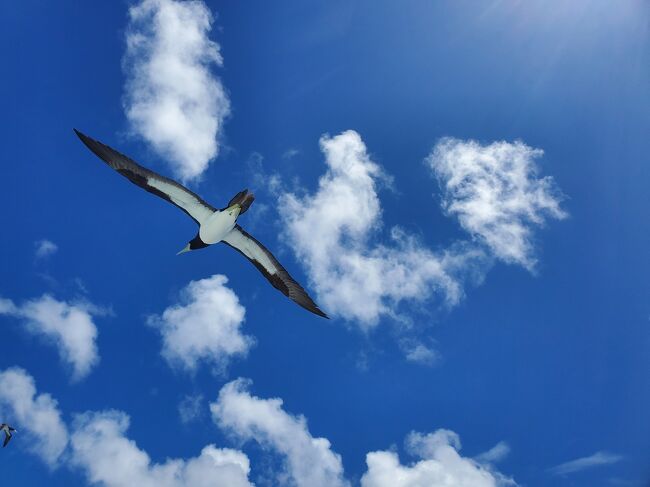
[476,441,511,464]
[178,394,204,424]
[34,239,58,260]
[427,137,566,270]
[0,295,103,381]
[147,275,253,374]
[401,340,440,366]
[0,298,17,314]
[282,148,300,160]
[123,0,230,182]
[0,367,68,467]
[211,378,349,487]
[548,451,623,476]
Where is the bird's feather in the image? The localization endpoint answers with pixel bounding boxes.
[222,225,328,318]
[74,130,217,225]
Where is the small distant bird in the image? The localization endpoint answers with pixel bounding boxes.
[74,129,327,318]
[0,424,16,447]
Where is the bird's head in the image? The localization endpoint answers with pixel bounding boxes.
[226,203,242,217]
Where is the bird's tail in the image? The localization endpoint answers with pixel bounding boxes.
[227,189,255,214]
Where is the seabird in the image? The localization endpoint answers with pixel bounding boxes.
[73,129,327,318]
[0,424,16,447]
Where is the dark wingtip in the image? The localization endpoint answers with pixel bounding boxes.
[303,302,329,319]
[73,128,91,145]
[315,307,329,319]
[72,129,110,163]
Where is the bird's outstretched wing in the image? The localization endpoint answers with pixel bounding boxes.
[3,433,11,447]
[222,225,328,318]
[74,129,217,225]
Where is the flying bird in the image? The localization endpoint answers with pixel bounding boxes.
[1,424,16,447]
[74,129,327,318]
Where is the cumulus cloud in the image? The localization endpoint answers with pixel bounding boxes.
[0,368,252,486]
[0,295,101,381]
[147,275,253,374]
[69,410,253,487]
[211,378,349,487]
[124,0,230,181]
[548,451,622,476]
[361,429,516,487]
[279,130,490,327]
[279,131,565,328]
[427,137,566,270]
[211,381,519,487]
[34,239,58,259]
[0,368,68,466]
[0,368,518,487]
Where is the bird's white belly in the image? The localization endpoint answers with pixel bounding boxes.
[199,211,237,244]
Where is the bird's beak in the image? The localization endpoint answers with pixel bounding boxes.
[177,244,191,255]
[227,203,242,216]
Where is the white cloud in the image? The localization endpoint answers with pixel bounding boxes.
[403,342,439,366]
[0,295,101,381]
[178,394,204,424]
[361,430,516,487]
[0,367,68,467]
[70,410,253,487]
[34,239,58,259]
[124,0,230,182]
[0,368,253,486]
[279,131,566,329]
[548,451,622,476]
[427,137,566,270]
[211,378,349,487]
[282,148,300,160]
[147,275,253,374]
[279,130,490,327]
[475,441,511,464]
[211,382,518,487]
[0,368,518,487]
[0,297,16,314]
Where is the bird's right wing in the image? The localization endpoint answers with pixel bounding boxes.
[74,129,217,225]
[222,225,328,318]
[3,433,11,447]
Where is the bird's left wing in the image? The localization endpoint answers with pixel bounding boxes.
[222,225,328,318]
[74,129,217,225]
[3,432,11,447]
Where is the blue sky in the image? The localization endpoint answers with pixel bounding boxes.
[0,0,648,485]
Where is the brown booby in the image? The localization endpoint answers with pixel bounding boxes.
[74,129,327,318]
